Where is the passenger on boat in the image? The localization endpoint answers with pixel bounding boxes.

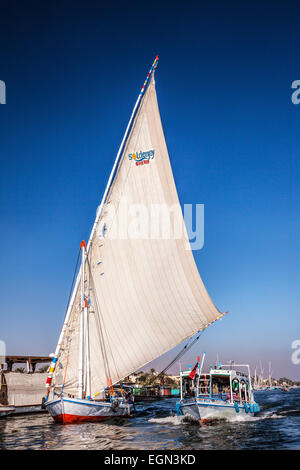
[125,390,134,404]
[184,383,195,398]
[241,381,247,401]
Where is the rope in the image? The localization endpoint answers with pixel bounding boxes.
[65,247,81,317]
[61,352,70,394]
[46,247,81,394]
[147,330,205,385]
[85,254,113,383]
[146,312,228,385]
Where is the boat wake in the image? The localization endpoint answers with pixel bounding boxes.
[278,409,300,417]
[148,414,200,426]
[148,408,286,426]
[223,409,285,423]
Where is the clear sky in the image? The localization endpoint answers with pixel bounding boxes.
[0,1,299,380]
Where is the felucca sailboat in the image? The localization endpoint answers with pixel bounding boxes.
[44,57,225,424]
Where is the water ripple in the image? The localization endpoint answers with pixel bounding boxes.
[0,390,299,450]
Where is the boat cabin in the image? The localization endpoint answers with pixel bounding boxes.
[180,364,254,404]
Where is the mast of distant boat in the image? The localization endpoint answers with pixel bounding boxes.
[268,361,273,388]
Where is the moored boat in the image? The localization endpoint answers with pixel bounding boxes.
[0,405,15,418]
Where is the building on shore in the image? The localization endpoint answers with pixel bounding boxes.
[0,355,51,414]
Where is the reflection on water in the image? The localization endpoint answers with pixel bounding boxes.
[0,390,299,450]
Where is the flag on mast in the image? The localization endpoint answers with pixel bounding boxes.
[189,361,199,380]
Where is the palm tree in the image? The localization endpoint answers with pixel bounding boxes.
[38,365,50,373]
[165,376,176,386]
[137,372,150,385]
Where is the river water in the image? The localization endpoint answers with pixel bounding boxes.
[0,389,299,450]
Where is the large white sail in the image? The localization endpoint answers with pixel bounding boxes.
[52,72,221,397]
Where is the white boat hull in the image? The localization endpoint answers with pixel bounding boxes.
[45,397,133,424]
[197,399,259,421]
[176,399,200,422]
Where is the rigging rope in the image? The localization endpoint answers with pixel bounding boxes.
[64,247,81,318]
[147,330,205,385]
[86,254,114,386]
[45,246,82,394]
[61,352,70,394]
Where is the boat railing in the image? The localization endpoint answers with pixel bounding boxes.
[197,393,228,401]
[197,393,251,404]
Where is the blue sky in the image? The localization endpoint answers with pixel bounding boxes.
[0,1,299,379]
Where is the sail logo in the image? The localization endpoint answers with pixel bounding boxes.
[128,149,155,166]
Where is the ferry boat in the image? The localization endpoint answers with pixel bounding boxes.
[177,355,260,422]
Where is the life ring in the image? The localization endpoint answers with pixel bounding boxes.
[232,378,239,392]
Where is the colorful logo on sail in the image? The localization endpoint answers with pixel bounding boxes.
[129,149,155,166]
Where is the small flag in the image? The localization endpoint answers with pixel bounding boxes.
[189,362,198,379]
